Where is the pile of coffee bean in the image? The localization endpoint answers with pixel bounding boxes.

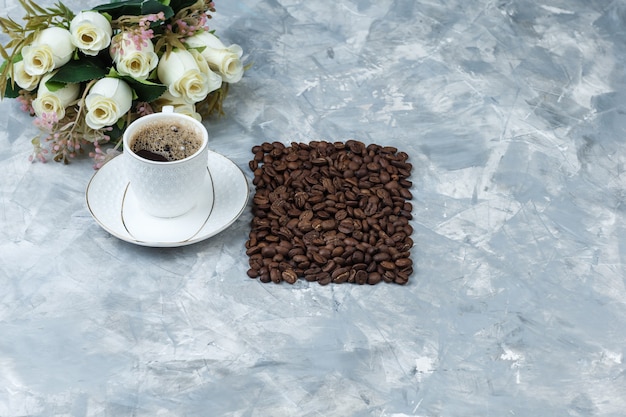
[245,140,414,285]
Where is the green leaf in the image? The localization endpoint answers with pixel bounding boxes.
[188,45,206,54]
[107,67,121,78]
[4,80,20,98]
[109,121,125,142]
[139,0,174,18]
[92,0,174,21]
[121,76,167,103]
[105,68,166,102]
[168,0,199,14]
[44,80,67,92]
[50,58,108,84]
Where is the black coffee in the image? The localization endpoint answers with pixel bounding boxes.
[130,117,203,162]
[135,149,169,162]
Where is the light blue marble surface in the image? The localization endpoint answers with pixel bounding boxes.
[1,0,626,415]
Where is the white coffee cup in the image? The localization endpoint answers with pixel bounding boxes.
[123,106,210,218]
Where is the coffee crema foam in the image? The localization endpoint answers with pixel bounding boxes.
[130,118,203,162]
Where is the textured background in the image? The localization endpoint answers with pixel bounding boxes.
[2,0,626,416]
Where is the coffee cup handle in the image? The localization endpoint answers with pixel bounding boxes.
[162,105,174,114]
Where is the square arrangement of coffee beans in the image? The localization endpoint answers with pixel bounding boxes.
[245,140,414,285]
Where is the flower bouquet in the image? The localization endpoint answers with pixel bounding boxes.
[0,0,244,167]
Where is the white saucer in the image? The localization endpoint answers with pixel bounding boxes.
[86,150,249,247]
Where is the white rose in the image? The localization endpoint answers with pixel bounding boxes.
[189,49,210,75]
[70,11,112,56]
[110,32,158,80]
[189,48,222,91]
[153,91,202,121]
[21,27,76,76]
[85,77,133,129]
[185,31,244,83]
[32,71,80,121]
[12,60,42,91]
[157,49,220,104]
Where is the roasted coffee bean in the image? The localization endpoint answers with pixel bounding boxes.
[265,234,280,243]
[343,236,359,247]
[249,254,263,271]
[338,219,356,234]
[298,220,313,232]
[318,274,332,285]
[373,251,391,262]
[282,269,298,284]
[304,266,322,276]
[245,245,261,256]
[305,272,327,282]
[353,207,366,219]
[395,274,409,285]
[312,251,327,265]
[382,270,395,283]
[342,245,356,259]
[277,227,294,240]
[332,272,349,284]
[275,244,290,257]
[320,177,335,193]
[368,272,382,285]
[292,254,309,264]
[396,241,412,252]
[384,180,400,191]
[288,247,305,258]
[395,258,413,268]
[380,261,396,271]
[294,191,307,208]
[299,209,314,222]
[322,260,337,273]
[311,218,323,231]
[355,270,368,285]
[261,246,276,258]
[347,269,357,283]
[335,209,348,221]
[400,188,413,200]
[320,219,336,231]
[308,193,325,204]
[253,217,272,229]
[331,267,350,280]
[273,160,287,172]
[270,268,281,283]
[351,251,365,264]
[352,263,368,271]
